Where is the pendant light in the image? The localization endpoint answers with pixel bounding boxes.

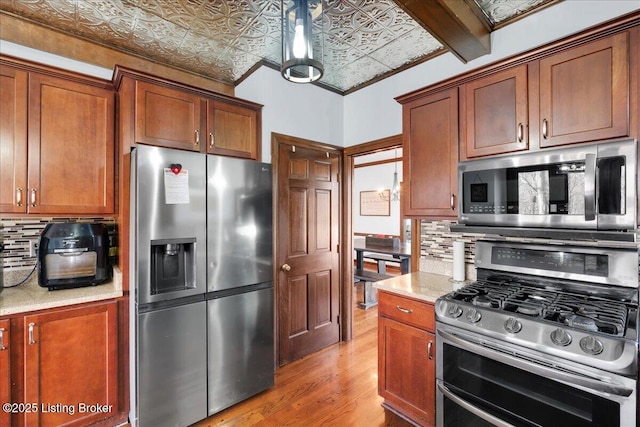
[281,0,324,83]
[390,160,400,202]
[390,149,400,201]
[378,150,401,202]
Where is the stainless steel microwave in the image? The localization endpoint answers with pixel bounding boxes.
[458,139,637,231]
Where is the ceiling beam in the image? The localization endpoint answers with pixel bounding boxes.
[392,0,491,63]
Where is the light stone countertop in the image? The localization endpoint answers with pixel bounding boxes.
[0,266,123,316]
[373,271,464,303]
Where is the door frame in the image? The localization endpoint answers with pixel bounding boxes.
[271,132,346,352]
[343,134,414,341]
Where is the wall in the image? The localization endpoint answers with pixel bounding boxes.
[235,66,344,163]
[352,160,402,237]
[1,40,113,79]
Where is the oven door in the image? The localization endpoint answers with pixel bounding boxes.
[436,323,637,427]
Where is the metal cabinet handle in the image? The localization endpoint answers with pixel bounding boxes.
[209,132,215,148]
[281,263,291,272]
[542,118,549,139]
[396,306,413,314]
[16,187,23,207]
[450,194,455,210]
[517,123,524,143]
[428,341,433,360]
[0,328,6,351]
[195,130,200,146]
[28,322,36,345]
[30,189,37,207]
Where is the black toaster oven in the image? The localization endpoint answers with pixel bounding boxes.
[38,223,112,290]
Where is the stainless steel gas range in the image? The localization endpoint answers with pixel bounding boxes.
[435,240,639,427]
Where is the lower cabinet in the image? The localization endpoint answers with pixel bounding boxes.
[0,319,10,427]
[378,291,436,426]
[3,300,119,427]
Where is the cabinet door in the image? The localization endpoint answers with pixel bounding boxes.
[0,319,10,427]
[379,317,435,426]
[403,87,458,218]
[28,73,115,214]
[0,65,28,213]
[539,32,629,147]
[464,65,528,158]
[24,301,118,427]
[206,100,258,159]
[135,80,204,151]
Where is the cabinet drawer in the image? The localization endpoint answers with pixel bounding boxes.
[379,291,435,332]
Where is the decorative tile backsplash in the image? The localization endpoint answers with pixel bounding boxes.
[420,220,478,263]
[0,217,117,270]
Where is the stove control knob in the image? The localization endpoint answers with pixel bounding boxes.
[550,328,572,346]
[447,304,463,318]
[579,336,604,355]
[466,308,482,323]
[504,317,522,334]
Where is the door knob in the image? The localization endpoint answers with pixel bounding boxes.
[281,263,291,272]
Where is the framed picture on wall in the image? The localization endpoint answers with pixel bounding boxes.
[360,190,390,216]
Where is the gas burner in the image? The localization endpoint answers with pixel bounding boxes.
[453,287,481,297]
[503,290,555,318]
[472,294,493,307]
[562,314,599,332]
[516,306,538,316]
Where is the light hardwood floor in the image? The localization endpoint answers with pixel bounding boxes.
[194,285,414,427]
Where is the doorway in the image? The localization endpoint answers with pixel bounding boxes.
[343,134,415,340]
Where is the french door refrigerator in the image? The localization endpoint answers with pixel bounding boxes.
[130,145,274,427]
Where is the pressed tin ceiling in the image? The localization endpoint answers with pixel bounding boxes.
[0,0,558,94]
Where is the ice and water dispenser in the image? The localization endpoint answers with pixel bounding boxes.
[150,238,197,295]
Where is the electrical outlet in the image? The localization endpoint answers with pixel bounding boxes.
[29,240,39,257]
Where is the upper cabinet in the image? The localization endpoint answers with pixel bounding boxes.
[462,65,529,158]
[206,101,258,159]
[401,87,458,219]
[0,61,115,215]
[135,80,204,152]
[462,31,631,159]
[538,32,629,147]
[27,74,115,214]
[0,65,28,214]
[118,69,262,160]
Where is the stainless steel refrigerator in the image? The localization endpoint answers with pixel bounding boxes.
[206,154,274,415]
[130,145,274,427]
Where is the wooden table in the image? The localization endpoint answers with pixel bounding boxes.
[353,238,411,308]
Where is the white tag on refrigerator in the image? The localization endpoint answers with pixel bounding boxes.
[164,168,190,204]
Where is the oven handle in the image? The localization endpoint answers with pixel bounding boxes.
[438,328,634,397]
[437,383,517,427]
